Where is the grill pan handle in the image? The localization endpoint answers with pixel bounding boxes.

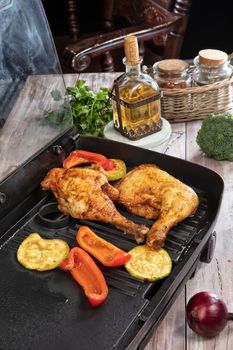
[200,231,216,263]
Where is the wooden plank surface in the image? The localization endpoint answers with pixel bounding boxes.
[185,121,233,350]
[1,72,232,350]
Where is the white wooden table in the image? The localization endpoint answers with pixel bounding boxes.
[0,72,232,349]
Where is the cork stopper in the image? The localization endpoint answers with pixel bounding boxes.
[156,59,188,73]
[199,49,228,66]
[124,35,140,66]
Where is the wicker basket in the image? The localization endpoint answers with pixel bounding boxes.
[160,75,233,123]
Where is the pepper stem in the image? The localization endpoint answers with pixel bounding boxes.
[227,312,233,320]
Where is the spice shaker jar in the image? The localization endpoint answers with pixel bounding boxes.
[153,59,191,89]
[193,49,232,85]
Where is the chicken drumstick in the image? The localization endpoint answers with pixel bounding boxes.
[41,167,148,242]
[114,164,199,250]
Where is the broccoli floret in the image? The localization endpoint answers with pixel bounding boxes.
[196,113,233,161]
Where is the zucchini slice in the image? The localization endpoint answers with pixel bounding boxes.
[125,245,172,282]
[17,233,70,271]
[106,159,126,181]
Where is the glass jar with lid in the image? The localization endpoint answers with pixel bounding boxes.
[193,49,232,85]
[152,59,191,89]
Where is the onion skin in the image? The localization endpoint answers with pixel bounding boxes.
[186,292,229,337]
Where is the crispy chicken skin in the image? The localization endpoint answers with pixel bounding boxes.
[114,164,199,250]
[41,167,149,242]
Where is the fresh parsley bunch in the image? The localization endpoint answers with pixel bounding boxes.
[44,80,113,137]
[67,80,113,137]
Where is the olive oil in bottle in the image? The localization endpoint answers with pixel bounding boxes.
[111,36,162,140]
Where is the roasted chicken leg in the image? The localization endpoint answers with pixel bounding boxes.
[41,167,148,242]
[114,164,199,250]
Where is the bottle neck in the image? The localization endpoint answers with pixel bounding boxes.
[123,57,142,75]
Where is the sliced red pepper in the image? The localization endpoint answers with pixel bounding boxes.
[76,226,131,267]
[63,150,115,171]
[59,247,108,307]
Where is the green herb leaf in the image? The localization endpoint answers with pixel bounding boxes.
[51,89,63,101]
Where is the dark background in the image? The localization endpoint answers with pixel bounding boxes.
[41,0,233,71]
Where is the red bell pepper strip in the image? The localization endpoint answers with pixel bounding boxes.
[76,226,132,267]
[59,247,108,307]
[63,150,115,171]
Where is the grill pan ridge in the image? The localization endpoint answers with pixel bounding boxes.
[0,132,224,350]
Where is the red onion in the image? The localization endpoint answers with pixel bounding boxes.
[186,291,233,337]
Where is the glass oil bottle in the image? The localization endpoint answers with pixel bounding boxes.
[110,36,162,140]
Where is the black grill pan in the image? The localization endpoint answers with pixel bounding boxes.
[0,131,224,350]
